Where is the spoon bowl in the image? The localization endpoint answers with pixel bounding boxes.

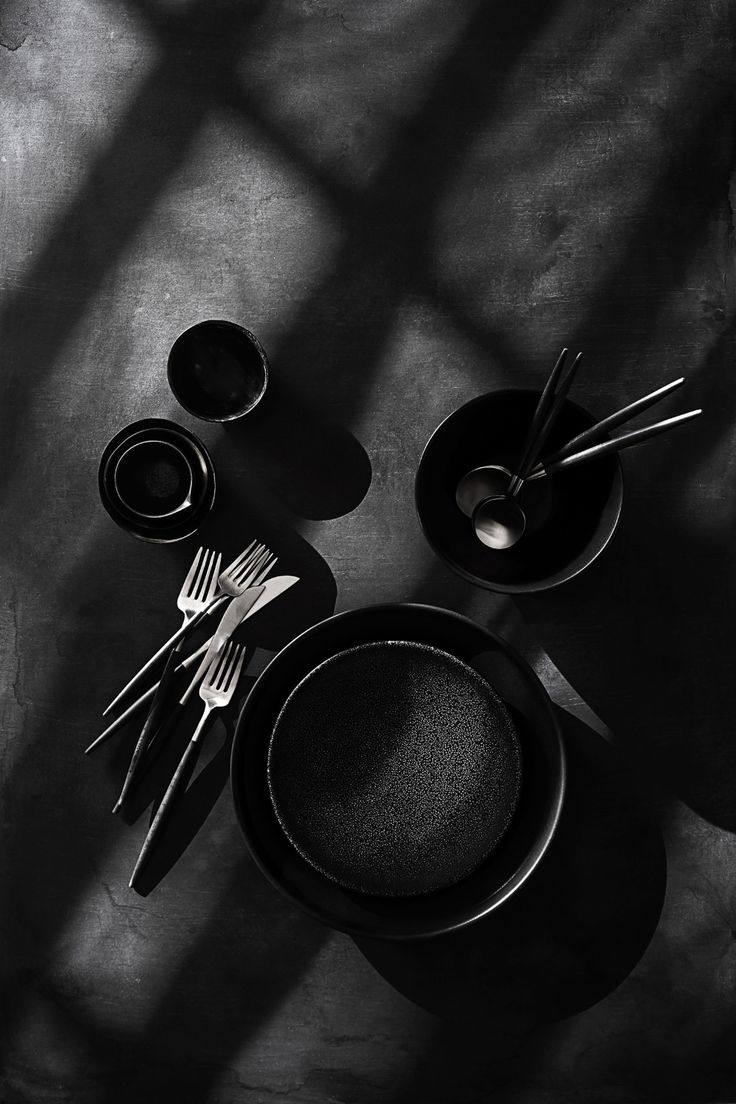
[415,389,623,592]
[455,464,512,517]
[473,494,527,550]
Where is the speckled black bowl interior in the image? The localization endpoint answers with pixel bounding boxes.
[231,603,564,940]
[267,640,522,897]
[415,390,623,593]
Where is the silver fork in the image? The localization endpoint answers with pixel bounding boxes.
[86,560,290,756]
[128,641,247,889]
[103,540,272,716]
[104,547,221,716]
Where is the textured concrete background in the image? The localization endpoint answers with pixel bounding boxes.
[1,0,735,1100]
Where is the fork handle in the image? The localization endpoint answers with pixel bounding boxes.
[529,376,685,473]
[507,348,569,496]
[112,639,185,812]
[129,709,211,889]
[103,595,227,716]
[85,633,218,754]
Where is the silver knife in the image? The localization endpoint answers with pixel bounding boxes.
[179,585,265,706]
[85,576,300,753]
[175,574,300,701]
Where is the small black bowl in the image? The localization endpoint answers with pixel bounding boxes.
[167,319,269,422]
[231,603,564,940]
[98,418,216,543]
[415,390,623,593]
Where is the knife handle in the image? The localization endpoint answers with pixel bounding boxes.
[137,700,187,776]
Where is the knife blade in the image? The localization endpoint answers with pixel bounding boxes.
[179,584,265,706]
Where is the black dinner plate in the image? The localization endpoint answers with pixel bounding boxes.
[267,639,523,897]
[231,603,565,940]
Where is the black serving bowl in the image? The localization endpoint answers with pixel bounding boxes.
[98,418,216,543]
[231,603,564,940]
[415,390,623,593]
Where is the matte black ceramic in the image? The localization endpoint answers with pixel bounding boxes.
[167,319,269,422]
[415,390,624,593]
[112,437,195,519]
[231,603,565,940]
[98,418,216,543]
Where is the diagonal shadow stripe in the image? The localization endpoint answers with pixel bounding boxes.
[0,0,268,500]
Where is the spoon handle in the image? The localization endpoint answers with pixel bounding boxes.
[527,408,702,479]
[510,351,583,494]
[507,348,569,497]
[530,376,685,472]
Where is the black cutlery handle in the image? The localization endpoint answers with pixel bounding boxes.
[113,641,185,811]
[129,738,202,889]
[139,700,186,773]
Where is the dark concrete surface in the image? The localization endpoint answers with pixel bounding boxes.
[1,0,735,1100]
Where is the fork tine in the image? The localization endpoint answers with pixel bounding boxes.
[232,549,263,585]
[211,641,235,691]
[194,546,216,600]
[234,546,270,587]
[202,551,222,603]
[182,546,206,598]
[227,647,246,695]
[206,640,235,689]
[253,555,277,586]
[222,540,258,579]
[194,548,217,602]
[217,641,241,691]
[218,643,245,695]
[191,547,213,602]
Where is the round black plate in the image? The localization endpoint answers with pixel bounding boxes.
[98,418,216,543]
[231,603,565,940]
[267,639,522,897]
[415,390,623,593]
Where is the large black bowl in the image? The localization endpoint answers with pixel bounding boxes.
[415,390,623,593]
[231,603,565,939]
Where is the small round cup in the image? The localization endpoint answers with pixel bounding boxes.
[167,319,269,422]
[415,390,623,593]
[112,437,195,519]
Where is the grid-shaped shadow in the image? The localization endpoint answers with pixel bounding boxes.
[2,0,735,1098]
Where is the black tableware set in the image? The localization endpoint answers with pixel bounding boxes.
[98,319,268,542]
[96,338,700,938]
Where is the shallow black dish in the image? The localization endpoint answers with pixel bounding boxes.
[267,639,522,897]
[167,319,269,422]
[98,418,216,543]
[415,390,623,593]
[231,603,564,940]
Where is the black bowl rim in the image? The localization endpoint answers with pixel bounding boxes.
[415,389,624,594]
[167,318,270,423]
[230,602,566,939]
[97,417,216,543]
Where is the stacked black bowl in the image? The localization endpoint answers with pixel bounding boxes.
[98,418,216,543]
